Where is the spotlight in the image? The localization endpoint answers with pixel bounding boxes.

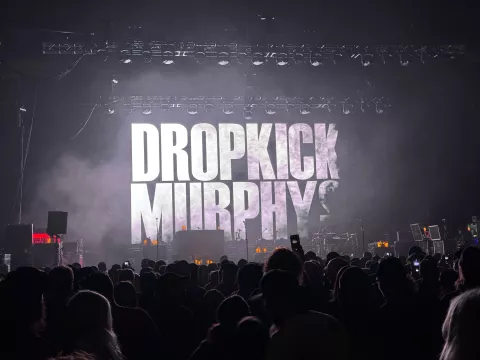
[19,105,27,112]
[107,107,115,115]
[223,105,234,115]
[112,76,118,84]
[265,105,276,115]
[244,108,253,120]
[252,53,265,66]
[361,59,371,67]
[120,57,132,64]
[360,55,373,67]
[342,108,352,115]
[276,53,288,66]
[195,52,206,64]
[310,54,323,67]
[217,52,230,66]
[300,106,311,115]
[187,105,198,115]
[142,108,152,115]
[143,52,152,63]
[400,59,410,67]
[162,59,174,65]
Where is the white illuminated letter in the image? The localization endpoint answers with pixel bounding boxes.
[233,182,260,237]
[318,180,339,222]
[160,124,190,181]
[287,181,316,239]
[191,123,219,181]
[275,124,289,180]
[131,124,160,182]
[315,123,339,179]
[204,182,232,240]
[131,183,173,244]
[190,183,203,230]
[261,181,287,240]
[218,124,246,180]
[246,123,276,180]
[288,123,315,180]
[174,183,187,232]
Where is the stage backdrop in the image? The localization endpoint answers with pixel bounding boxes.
[131,121,340,243]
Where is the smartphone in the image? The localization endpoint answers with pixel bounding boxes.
[445,256,449,260]
[290,234,301,252]
[413,260,420,272]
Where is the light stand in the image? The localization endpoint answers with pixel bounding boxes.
[244,221,248,261]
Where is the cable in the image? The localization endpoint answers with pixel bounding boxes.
[22,84,38,171]
[53,53,87,81]
[70,103,98,140]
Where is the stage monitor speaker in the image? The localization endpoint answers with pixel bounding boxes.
[47,211,68,235]
[3,224,33,269]
[174,230,224,262]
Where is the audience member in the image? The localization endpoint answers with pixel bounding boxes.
[114,281,138,307]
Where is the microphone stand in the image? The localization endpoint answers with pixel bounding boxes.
[156,217,159,261]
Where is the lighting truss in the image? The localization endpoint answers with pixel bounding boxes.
[106,95,390,115]
[42,41,465,66]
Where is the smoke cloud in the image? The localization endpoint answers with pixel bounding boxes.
[26,153,130,245]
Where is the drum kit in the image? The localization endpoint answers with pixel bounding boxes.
[310,226,359,258]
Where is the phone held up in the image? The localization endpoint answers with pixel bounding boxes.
[290,234,301,252]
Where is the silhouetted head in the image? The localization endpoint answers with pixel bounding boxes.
[261,270,300,326]
[216,295,250,328]
[265,248,303,282]
[338,266,370,307]
[237,259,248,269]
[140,271,157,295]
[326,252,340,264]
[237,263,263,296]
[304,251,317,262]
[48,266,74,299]
[114,281,138,308]
[441,288,480,360]
[220,262,238,284]
[458,247,480,291]
[97,262,107,273]
[377,257,413,300]
[155,260,166,273]
[83,272,114,304]
[119,269,134,283]
[236,316,269,360]
[326,257,349,284]
[440,269,459,294]
[363,252,373,260]
[188,263,199,284]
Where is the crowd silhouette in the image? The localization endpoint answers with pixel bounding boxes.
[1,244,480,360]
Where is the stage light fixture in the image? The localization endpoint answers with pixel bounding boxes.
[400,59,410,67]
[294,53,304,64]
[112,76,118,84]
[195,52,206,64]
[143,52,152,63]
[276,53,289,66]
[310,54,323,67]
[300,106,311,115]
[223,105,234,115]
[19,105,27,112]
[187,105,198,115]
[265,104,276,115]
[162,59,174,65]
[142,107,152,115]
[217,52,230,66]
[252,53,265,66]
[120,57,132,64]
[244,108,253,120]
[107,107,115,115]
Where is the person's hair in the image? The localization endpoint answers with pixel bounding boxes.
[188,262,199,283]
[48,266,74,297]
[333,265,350,300]
[237,259,248,269]
[140,271,157,295]
[458,247,480,291]
[377,257,414,299]
[265,248,303,281]
[114,281,138,308]
[441,288,480,360]
[65,290,123,360]
[363,251,373,260]
[48,351,96,360]
[220,263,238,283]
[440,269,459,290]
[118,269,134,283]
[154,260,166,273]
